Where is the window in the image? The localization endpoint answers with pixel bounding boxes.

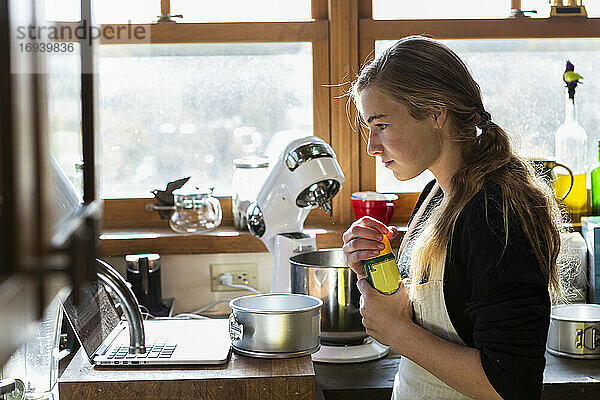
[96,43,313,198]
[45,0,161,23]
[372,0,511,19]
[374,38,600,193]
[170,0,312,22]
[47,48,83,196]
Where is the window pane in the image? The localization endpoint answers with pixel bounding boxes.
[45,0,79,21]
[374,38,600,193]
[47,47,83,196]
[97,43,313,198]
[373,0,510,19]
[589,0,600,17]
[94,0,161,23]
[171,0,311,22]
[45,0,161,23]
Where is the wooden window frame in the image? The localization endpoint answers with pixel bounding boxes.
[53,0,600,254]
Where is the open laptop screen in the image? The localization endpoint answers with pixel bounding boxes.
[62,282,121,361]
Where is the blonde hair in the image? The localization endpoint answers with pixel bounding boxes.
[352,36,563,300]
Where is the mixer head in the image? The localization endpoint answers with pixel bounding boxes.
[287,139,341,214]
[296,179,340,215]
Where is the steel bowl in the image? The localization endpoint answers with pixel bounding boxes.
[229,293,322,358]
[547,304,600,359]
[290,249,367,345]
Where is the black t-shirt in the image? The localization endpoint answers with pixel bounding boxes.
[407,179,550,400]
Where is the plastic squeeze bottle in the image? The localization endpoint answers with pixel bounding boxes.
[362,234,401,294]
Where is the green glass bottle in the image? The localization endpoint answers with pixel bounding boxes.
[591,140,600,215]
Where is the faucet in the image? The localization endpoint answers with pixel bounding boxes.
[96,259,146,354]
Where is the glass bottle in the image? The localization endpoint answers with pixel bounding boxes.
[591,141,600,215]
[555,91,588,222]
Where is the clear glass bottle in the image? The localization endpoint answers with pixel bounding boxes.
[591,141,600,215]
[555,91,588,222]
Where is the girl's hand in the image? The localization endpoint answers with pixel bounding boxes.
[356,279,413,348]
[342,216,398,279]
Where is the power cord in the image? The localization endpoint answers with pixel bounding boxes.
[219,272,261,294]
[137,274,260,321]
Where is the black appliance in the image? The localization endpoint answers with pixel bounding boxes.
[125,254,169,316]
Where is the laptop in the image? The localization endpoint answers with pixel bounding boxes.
[62,282,231,366]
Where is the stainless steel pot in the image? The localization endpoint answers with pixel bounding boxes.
[547,304,600,359]
[290,249,367,345]
[228,293,322,358]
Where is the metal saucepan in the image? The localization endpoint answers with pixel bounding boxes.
[547,304,600,359]
[229,293,323,358]
[290,249,367,346]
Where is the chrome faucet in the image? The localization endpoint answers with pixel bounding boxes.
[96,259,146,354]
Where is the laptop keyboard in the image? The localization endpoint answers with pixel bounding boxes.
[107,343,178,359]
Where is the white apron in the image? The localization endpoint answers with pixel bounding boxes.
[392,184,472,400]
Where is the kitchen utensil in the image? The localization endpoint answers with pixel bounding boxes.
[125,253,164,313]
[247,136,345,292]
[169,186,222,233]
[547,304,600,359]
[232,158,269,230]
[351,192,398,224]
[290,249,367,345]
[228,293,323,358]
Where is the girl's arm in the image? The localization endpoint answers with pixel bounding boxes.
[356,279,503,400]
[396,320,503,399]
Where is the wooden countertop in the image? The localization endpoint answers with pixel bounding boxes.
[314,351,600,400]
[59,348,315,400]
[59,346,600,400]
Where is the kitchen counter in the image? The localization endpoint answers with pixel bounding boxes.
[59,348,315,400]
[314,350,600,400]
[59,346,600,399]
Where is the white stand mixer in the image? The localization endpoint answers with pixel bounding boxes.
[247,136,388,363]
[247,136,345,293]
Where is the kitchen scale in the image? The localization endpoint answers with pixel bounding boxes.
[312,337,389,363]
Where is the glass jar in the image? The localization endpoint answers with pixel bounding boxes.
[232,158,269,230]
[169,187,222,233]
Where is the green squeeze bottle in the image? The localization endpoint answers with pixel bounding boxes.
[591,140,600,215]
[362,234,401,295]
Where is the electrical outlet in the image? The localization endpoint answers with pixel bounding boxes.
[210,263,259,292]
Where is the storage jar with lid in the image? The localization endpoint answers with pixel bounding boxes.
[232,158,269,230]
